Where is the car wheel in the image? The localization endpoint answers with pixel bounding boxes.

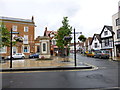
[22,56,25,59]
[99,56,102,59]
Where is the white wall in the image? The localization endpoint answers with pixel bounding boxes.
[101,27,112,38]
[91,36,101,50]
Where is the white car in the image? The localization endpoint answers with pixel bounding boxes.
[7,53,25,59]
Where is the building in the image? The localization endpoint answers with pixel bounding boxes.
[90,34,101,51]
[0,16,35,58]
[99,25,114,57]
[43,27,58,56]
[112,10,120,57]
[34,36,41,53]
[84,37,92,51]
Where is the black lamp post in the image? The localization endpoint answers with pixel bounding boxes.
[10,28,19,68]
[72,28,82,67]
[63,28,82,66]
[74,28,77,66]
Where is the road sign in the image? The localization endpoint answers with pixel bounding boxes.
[72,32,82,34]
[10,32,19,34]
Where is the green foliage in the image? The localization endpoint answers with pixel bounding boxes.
[55,17,72,49]
[0,22,16,48]
[78,35,86,42]
[0,22,10,47]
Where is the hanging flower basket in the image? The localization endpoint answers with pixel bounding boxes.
[14,36,23,42]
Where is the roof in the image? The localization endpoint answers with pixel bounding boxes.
[44,27,57,36]
[85,37,92,46]
[90,34,101,45]
[0,16,33,23]
[100,25,114,36]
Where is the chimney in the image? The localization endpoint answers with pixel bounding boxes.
[45,27,47,31]
[32,16,34,22]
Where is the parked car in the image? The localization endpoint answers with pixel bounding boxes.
[29,53,40,58]
[94,50,109,59]
[7,53,25,59]
[86,52,95,57]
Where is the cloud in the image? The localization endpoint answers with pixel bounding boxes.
[0,0,119,39]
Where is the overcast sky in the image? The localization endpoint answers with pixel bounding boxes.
[0,0,120,41]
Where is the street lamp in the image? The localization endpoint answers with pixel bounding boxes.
[10,28,19,68]
[72,28,82,67]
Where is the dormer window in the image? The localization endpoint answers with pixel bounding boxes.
[94,37,96,41]
[104,31,108,36]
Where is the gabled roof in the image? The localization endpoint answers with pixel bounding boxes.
[90,34,101,45]
[44,27,57,37]
[100,25,115,36]
[85,37,92,46]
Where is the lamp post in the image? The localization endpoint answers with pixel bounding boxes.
[10,28,19,68]
[74,28,77,66]
[72,28,82,66]
[63,28,82,66]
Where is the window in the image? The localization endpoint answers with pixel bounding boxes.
[23,35,28,44]
[12,25,17,31]
[24,26,29,32]
[94,37,96,41]
[23,46,29,53]
[117,29,120,39]
[95,43,97,48]
[12,47,17,54]
[43,43,46,51]
[104,39,109,46]
[104,31,108,36]
[116,18,120,26]
[52,40,56,45]
[0,47,6,53]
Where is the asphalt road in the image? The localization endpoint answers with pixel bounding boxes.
[2,53,120,89]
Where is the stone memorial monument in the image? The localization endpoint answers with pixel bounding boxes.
[39,36,51,59]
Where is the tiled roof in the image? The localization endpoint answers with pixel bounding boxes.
[90,34,101,45]
[104,25,114,34]
[95,34,101,42]
[44,27,57,36]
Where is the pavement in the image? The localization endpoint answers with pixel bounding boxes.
[112,57,120,61]
[0,56,93,72]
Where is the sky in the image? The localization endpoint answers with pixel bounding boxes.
[0,0,120,42]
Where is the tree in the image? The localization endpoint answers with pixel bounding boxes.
[55,17,72,55]
[78,35,86,42]
[0,22,11,48]
[0,22,16,48]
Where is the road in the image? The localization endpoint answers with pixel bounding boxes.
[2,53,120,89]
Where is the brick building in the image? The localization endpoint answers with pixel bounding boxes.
[0,16,35,58]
